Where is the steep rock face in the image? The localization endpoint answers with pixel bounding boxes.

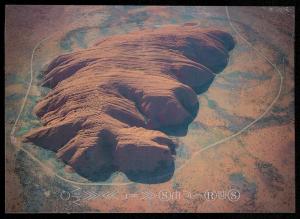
[23,25,234,183]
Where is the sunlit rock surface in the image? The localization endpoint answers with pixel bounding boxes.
[24,25,234,183]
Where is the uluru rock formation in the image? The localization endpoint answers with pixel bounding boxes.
[23,25,234,183]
